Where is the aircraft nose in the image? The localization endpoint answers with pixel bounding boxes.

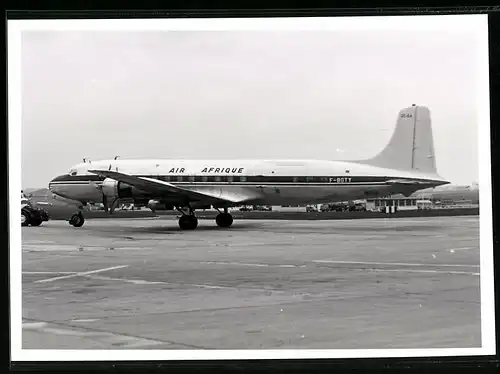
[48,174,67,195]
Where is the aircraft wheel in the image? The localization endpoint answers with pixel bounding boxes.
[179,215,198,230]
[70,213,85,227]
[216,213,233,228]
[21,211,30,227]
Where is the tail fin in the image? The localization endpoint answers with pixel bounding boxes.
[356,105,437,174]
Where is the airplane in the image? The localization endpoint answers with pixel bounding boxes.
[411,183,479,204]
[48,104,449,230]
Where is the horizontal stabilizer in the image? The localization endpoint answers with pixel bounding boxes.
[385,179,433,185]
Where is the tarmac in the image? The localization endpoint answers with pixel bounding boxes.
[21,215,481,350]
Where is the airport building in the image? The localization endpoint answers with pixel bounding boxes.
[365,196,431,212]
[271,205,308,212]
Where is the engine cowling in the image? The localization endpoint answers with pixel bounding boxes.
[147,200,212,211]
[101,178,140,199]
[101,178,123,199]
[147,199,173,211]
[191,203,212,210]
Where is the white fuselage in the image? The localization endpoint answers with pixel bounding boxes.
[49,158,448,207]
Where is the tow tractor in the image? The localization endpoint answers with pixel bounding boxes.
[21,193,49,227]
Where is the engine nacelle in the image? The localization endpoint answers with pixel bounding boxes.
[146,200,212,211]
[191,203,212,210]
[147,199,174,211]
[101,178,147,200]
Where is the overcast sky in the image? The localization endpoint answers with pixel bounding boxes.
[20,24,483,188]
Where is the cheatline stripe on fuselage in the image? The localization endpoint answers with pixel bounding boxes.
[49,181,391,187]
[49,175,438,185]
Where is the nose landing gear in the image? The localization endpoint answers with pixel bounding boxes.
[69,211,85,227]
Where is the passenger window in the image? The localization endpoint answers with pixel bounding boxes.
[227,176,233,183]
[202,176,208,182]
[215,176,221,182]
[177,176,183,182]
[188,176,195,182]
[240,176,247,182]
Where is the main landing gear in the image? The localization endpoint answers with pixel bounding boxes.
[176,205,234,230]
[215,207,233,228]
[176,205,198,230]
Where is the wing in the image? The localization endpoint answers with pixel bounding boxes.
[88,169,253,205]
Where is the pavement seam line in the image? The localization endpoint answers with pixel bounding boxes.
[22,317,209,349]
[34,265,129,283]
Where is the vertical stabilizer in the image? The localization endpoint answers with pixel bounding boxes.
[356,105,437,174]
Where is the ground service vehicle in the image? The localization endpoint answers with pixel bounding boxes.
[21,198,49,226]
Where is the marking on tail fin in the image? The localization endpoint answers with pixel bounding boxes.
[411,108,417,169]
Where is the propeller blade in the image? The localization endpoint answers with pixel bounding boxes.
[109,198,120,214]
[102,194,109,212]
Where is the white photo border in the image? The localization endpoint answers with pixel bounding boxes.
[8,14,495,361]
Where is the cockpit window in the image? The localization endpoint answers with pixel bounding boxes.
[69,169,77,176]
